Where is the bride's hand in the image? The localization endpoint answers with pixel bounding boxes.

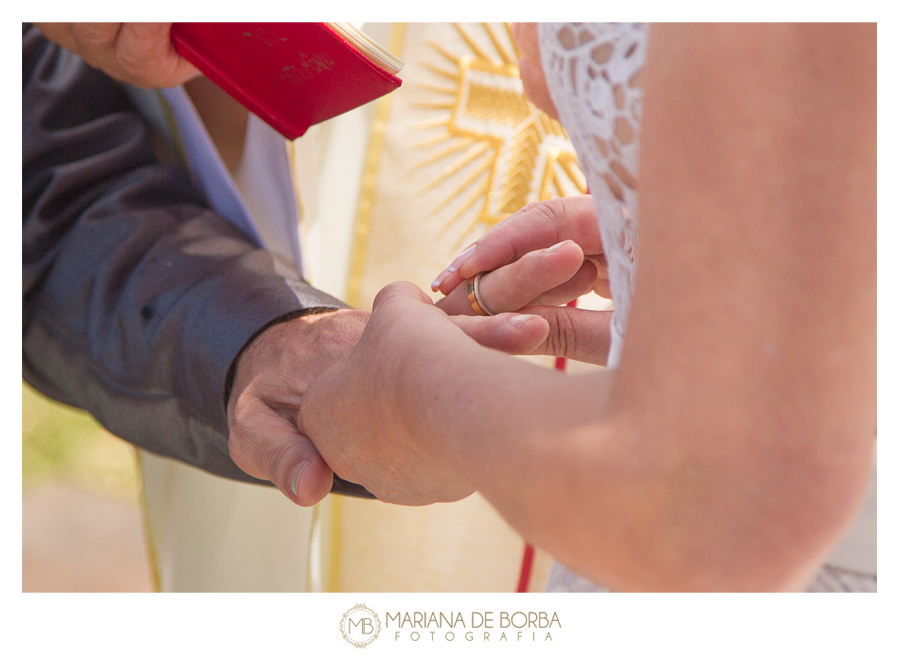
[435,238,602,315]
[432,196,613,365]
[432,196,607,300]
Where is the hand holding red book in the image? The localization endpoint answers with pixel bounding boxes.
[171,23,403,140]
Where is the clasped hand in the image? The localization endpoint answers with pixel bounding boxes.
[239,195,611,506]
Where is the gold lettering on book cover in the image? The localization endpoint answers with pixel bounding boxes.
[241,27,287,48]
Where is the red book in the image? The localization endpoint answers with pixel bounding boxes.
[170,23,403,140]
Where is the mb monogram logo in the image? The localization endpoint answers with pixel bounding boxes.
[340,604,382,648]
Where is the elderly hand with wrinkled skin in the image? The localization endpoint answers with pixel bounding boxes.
[35,23,200,89]
[228,306,549,504]
[229,264,605,507]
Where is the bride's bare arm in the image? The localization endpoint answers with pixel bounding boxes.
[302,23,875,591]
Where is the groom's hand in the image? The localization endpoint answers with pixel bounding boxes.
[226,309,369,506]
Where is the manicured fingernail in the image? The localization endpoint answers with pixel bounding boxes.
[431,270,450,292]
[509,314,531,328]
[446,244,477,273]
[546,241,565,253]
[290,461,310,498]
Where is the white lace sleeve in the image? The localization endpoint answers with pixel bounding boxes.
[539,23,647,368]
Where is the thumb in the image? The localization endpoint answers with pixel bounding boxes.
[372,281,434,311]
[228,393,333,506]
[450,313,550,354]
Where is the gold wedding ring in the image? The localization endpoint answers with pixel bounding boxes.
[466,272,496,316]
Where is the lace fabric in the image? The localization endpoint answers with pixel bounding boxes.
[539,22,647,369]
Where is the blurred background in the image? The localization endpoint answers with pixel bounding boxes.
[22,382,154,592]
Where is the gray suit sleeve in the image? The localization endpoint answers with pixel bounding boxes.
[22,25,349,485]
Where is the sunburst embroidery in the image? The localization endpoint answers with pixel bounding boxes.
[412,23,586,246]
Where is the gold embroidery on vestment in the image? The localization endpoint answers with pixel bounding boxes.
[348,23,584,308]
[411,24,585,245]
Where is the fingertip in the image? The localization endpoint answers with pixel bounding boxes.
[446,243,477,274]
[289,458,334,507]
[508,313,539,329]
[497,313,550,353]
[438,272,465,295]
[510,313,550,338]
[547,239,583,257]
[551,241,587,275]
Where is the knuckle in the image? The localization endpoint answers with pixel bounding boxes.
[504,200,549,233]
[372,281,403,308]
[73,23,117,45]
[519,200,546,215]
[516,200,556,230]
[373,280,426,311]
[549,197,570,227]
[545,310,577,358]
[267,441,299,487]
[72,23,121,50]
[529,199,567,238]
